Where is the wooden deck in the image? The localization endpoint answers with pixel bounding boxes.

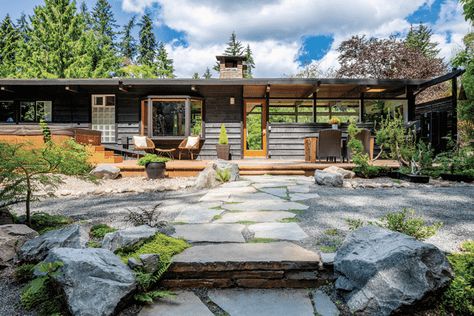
[112,159,400,178]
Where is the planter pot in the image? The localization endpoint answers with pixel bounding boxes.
[145,162,166,179]
[440,173,474,183]
[332,124,339,130]
[389,171,429,183]
[216,144,230,160]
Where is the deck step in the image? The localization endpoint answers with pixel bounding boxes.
[161,242,333,288]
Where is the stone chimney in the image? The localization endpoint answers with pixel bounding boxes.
[216,55,247,79]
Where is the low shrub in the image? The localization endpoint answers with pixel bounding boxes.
[134,267,175,304]
[126,204,164,227]
[15,212,72,234]
[137,154,171,166]
[443,240,474,315]
[14,263,36,283]
[216,168,231,183]
[345,208,442,241]
[89,224,116,239]
[21,261,65,316]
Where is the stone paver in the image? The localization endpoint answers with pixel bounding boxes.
[172,242,321,263]
[253,182,295,189]
[214,211,296,223]
[249,223,309,241]
[258,187,288,198]
[208,289,314,316]
[222,200,308,212]
[139,291,213,316]
[220,181,252,188]
[199,186,257,202]
[227,192,283,202]
[172,224,245,243]
[174,202,224,224]
[289,192,321,201]
[312,290,340,316]
[287,185,311,193]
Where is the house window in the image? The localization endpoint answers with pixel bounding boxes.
[92,95,116,143]
[191,100,203,136]
[152,100,186,137]
[269,99,313,123]
[0,101,15,123]
[18,101,53,122]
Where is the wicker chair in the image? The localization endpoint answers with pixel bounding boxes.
[317,129,342,162]
[346,128,371,161]
[178,136,201,160]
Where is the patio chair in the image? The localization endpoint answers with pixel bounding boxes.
[132,136,176,158]
[345,128,371,162]
[317,129,342,162]
[178,136,201,160]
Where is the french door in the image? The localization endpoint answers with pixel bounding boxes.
[243,99,267,157]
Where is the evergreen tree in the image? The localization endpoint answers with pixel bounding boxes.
[120,16,137,62]
[224,31,244,56]
[405,24,440,58]
[192,72,200,79]
[203,67,212,79]
[244,44,255,78]
[91,0,117,44]
[0,15,20,77]
[15,0,92,78]
[80,2,92,29]
[138,12,157,67]
[16,13,31,42]
[156,42,174,78]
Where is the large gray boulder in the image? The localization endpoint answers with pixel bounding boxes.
[323,166,355,179]
[90,165,121,180]
[19,224,88,262]
[41,247,136,316]
[102,225,157,252]
[213,160,240,181]
[0,224,39,266]
[195,160,240,189]
[334,226,453,315]
[315,170,343,187]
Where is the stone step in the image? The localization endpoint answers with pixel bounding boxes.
[161,242,333,288]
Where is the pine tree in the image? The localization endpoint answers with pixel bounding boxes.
[192,72,200,79]
[203,67,212,79]
[80,2,92,29]
[15,0,92,78]
[91,0,117,44]
[405,24,440,58]
[244,44,255,78]
[120,16,137,62]
[138,12,157,67]
[224,31,244,56]
[156,42,175,78]
[0,15,21,77]
[16,13,31,42]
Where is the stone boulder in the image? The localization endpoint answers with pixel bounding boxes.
[40,247,136,316]
[19,224,88,262]
[315,170,343,187]
[127,254,160,274]
[90,165,121,180]
[102,225,157,252]
[195,160,240,189]
[334,226,453,315]
[0,208,14,225]
[0,224,39,266]
[323,166,355,179]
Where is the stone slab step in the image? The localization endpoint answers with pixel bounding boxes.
[161,242,332,288]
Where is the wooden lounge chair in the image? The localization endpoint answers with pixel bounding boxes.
[317,129,342,162]
[178,136,201,160]
[132,136,176,158]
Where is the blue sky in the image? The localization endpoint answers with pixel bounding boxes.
[0,0,470,77]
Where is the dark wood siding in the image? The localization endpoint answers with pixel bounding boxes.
[199,122,242,160]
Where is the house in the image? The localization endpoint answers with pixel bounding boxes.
[0,56,463,159]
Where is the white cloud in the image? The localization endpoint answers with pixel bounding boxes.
[122,0,470,77]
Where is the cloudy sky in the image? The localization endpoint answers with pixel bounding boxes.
[0,0,471,77]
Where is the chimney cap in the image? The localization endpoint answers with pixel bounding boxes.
[216,55,247,62]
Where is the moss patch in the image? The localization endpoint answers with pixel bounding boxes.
[89,224,116,239]
[212,214,223,221]
[248,238,276,243]
[118,233,190,263]
[279,217,300,223]
[323,228,340,236]
[236,221,257,225]
[319,245,338,253]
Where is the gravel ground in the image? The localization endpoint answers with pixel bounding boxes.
[296,185,474,253]
[0,267,36,316]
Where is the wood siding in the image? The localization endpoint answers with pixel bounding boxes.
[199,122,242,160]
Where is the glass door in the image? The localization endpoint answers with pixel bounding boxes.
[244,99,267,157]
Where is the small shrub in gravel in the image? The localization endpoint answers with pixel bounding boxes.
[89,224,117,239]
[442,240,474,315]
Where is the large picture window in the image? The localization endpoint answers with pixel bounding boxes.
[269,99,313,123]
[152,100,186,137]
[0,101,15,123]
[316,100,359,123]
[0,101,52,123]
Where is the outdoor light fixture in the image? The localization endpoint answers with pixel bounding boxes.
[266,85,271,93]
[230,97,235,105]
[366,87,386,93]
[118,81,129,92]
[191,85,197,91]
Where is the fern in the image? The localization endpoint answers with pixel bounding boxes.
[216,168,231,183]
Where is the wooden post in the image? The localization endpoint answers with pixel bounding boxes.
[147,97,152,138]
[185,98,191,137]
[407,86,416,122]
[313,93,317,123]
[451,76,458,140]
[360,93,365,122]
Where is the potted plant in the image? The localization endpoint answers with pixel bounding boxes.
[216,124,230,160]
[329,117,341,129]
[138,154,171,179]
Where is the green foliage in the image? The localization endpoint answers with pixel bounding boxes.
[443,240,474,315]
[405,23,440,58]
[138,13,156,67]
[248,238,275,243]
[202,67,212,79]
[346,209,442,240]
[134,265,175,304]
[118,233,190,263]
[16,212,72,234]
[55,139,93,175]
[39,119,51,143]
[319,245,338,253]
[460,0,474,23]
[0,14,21,77]
[279,217,300,223]
[216,168,231,183]
[218,124,229,145]
[21,261,65,315]
[225,31,244,56]
[434,145,474,177]
[87,240,102,248]
[118,64,157,78]
[14,264,36,283]
[138,154,171,166]
[119,16,137,61]
[244,44,255,78]
[156,42,175,78]
[89,224,116,239]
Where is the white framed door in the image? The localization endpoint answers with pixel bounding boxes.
[91,95,116,143]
